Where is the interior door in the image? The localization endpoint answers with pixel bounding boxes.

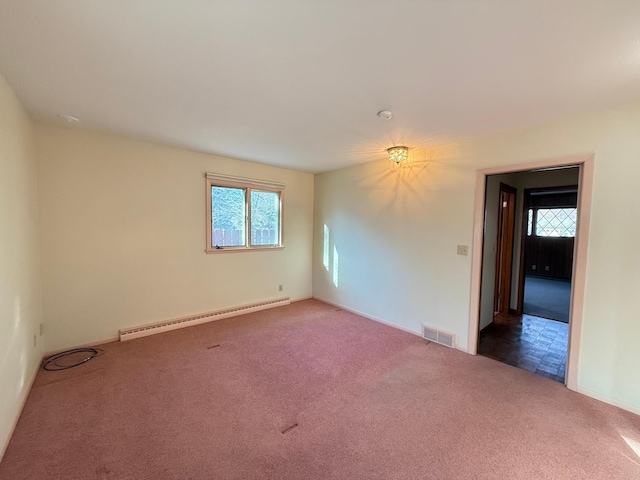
[494,183,517,315]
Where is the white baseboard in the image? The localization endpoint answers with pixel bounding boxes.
[291,296,313,303]
[0,358,39,462]
[313,298,488,355]
[46,297,301,354]
[43,336,120,357]
[577,386,640,416]
[120,297,291,341]
[313,295,428,337]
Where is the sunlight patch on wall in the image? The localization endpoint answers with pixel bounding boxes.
[0,296,29,403]
[1,295,24,371]
[19,348,26,392]
[16,295,27,392]
[13,295,21,331]
[323,224,329,271]
[332,245,339,288]
[622,435,640,460]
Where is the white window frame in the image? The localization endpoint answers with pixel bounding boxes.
[205,174,284,253]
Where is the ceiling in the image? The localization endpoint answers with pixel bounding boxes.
[1,1,640,173]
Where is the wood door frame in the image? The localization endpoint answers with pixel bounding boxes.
[515,184,579,314]
[494,183,517,315]
[468,154,594,392]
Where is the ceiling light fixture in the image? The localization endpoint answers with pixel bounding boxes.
[386,145,409,164]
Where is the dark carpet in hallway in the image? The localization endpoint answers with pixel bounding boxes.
[523,275,571,322]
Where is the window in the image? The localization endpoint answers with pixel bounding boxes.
[527,207,577,237]
[206,174,283,252]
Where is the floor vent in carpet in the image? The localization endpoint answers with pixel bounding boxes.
[422,324,456,348]
[119,297,290,341]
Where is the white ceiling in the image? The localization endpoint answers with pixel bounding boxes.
[1,1,640,173]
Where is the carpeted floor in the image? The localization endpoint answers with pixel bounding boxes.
[523,275,572,322]
[1,299,639,479]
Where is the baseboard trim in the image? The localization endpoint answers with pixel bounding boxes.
[314,296,422,336]
[120,297,291,341]
[291,296,313,303]
[45,297,305,355]
[0,358,40,462]
[576,386,640,416]
[43,336,120,358]
[314,297,478,354]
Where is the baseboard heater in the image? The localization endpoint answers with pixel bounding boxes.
[422,324,456,348]
[119,297,290,341]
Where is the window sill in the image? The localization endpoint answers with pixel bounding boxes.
[205,246,284,254]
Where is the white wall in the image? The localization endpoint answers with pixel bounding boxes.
[313,101,640,413]
[0,74,43,457]
[314,146,475,343]
[36,124,314,352]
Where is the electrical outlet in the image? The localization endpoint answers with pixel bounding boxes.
[278,284,283,292]
[456,245,469,256]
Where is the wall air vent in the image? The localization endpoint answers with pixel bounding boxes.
[422,324,456,348]
[119,297,290,341]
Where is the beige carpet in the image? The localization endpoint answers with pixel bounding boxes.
[1,299,639,479]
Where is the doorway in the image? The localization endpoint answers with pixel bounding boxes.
[467,154,594,391]
[475,166,581,384]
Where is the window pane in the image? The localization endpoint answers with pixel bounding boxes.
[535,208,577,237]
[527,209,533,236]
[250,190,280,245]
[211,186,246,247]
